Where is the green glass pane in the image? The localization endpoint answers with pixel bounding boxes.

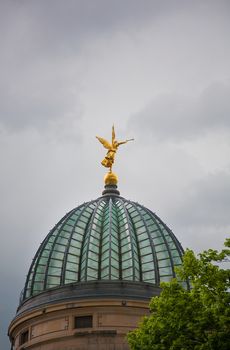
[123,268,133,278]
[135,221,144,229]
[69,239,82,248]
[134,259,140,269]
[137,230,148,239]
[158,258,171,268]
[65,271,77,280]
[160,276,172,282]
[111,266,119,276]
[111,250,119,260]
[101,267,109,278]
[111,259,119,269]
[173,256,182,264]
[139,239,150,249]
[121,250,132,260]
[148,224,158,232]
[65,217,76,225]
[122,259,132,269]
[67,254,79,263]
[88,250,99,261]
[68,246,80,255]
[73,226,85,235]
[88,259,98,269]
[25,289,31,297]
[159,266,172,276]
[120,230,130,239]
[142,261,155,272]
[56,237,69,245]
[142,271,154,280]
[51,251,64,260]
[36,265,46,274]
[62,224,73,232]
[77,221,87,229]
[102,241,110,250]
[171,249,180,258]
[48,267,62,276]
[65,279,75,284]
[111,244,118,254]
[34,274,44,282]
[155,244,167,253]
[102,228,109,237]
[152,236,164,244]
[49,259,63,268]
[66,262,78,271]
[140,246,152,255]
[60,231,72,239]
[47,276,60,285]
[33,281,44,291]
[101,250,109,260]
[141,254,153,263]
[80,269,86,280]
[89,235,100,246]
[39,256,48,264]
[123,274,133,281]
[121,236,131,246]
[45,241,55,250]
[166,241,176,249]
[132,216,141,224]
[53,244,66,253]
[85,208,94,216]
[157,251,170,259]
[144,278,155,283]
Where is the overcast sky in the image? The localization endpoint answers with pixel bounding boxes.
[1,1,230,348]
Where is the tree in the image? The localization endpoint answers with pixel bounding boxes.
[127,239,230,350]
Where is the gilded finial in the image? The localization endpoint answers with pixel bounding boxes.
[96,125,134,185]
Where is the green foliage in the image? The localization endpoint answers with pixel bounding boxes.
[128,239,230,350]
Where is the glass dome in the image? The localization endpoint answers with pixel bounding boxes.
[22,187,184,302]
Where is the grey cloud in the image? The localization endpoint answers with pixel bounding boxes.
[168,171,230,228]
[129,81,230,141]
[1,1,229,132]
[0,80,82,130]
[0,0,192,49]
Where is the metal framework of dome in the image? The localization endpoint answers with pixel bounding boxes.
[22,187,184,303]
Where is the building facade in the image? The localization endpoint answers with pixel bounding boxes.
[8,182,184,349]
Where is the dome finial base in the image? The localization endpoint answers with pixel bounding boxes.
[104,171,118,186]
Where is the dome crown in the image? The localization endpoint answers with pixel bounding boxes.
[22,190,183,302]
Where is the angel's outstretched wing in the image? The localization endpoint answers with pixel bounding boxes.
[112,125,115,145]
[96,136,112,150]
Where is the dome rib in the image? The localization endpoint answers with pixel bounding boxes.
[43,210,73,290]
[100,199,109,279]
[152,212,185,278]
[43,208,80,291]
[108,198,113,279]
[80,199,104,281]
[143,206,176,279]
[61,203,93,285]
[113,199,122,280]
[129,201,159,284]
[117,198,141,282]
[100,198,118,280]
[154,212,184,256]
[26,207,77,299]
[97,199,107,280]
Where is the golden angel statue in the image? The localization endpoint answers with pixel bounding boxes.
[96,125,134,172]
